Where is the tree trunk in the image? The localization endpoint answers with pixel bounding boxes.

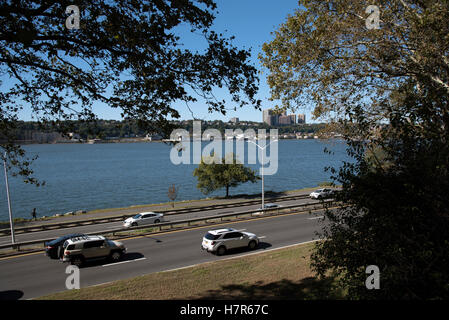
[226,185,229,198]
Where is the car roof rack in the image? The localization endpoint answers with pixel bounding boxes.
[215,227,234,232]
[69,235,91,242]
[217,228,246,234]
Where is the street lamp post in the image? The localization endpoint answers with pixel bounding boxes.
[3,152,15,244]
[247,139,278,210]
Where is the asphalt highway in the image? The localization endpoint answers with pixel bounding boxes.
[0,208,327,300]
[0,196,321,245]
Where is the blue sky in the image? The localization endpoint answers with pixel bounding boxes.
[172,0,314,123]
[16,0,317,124]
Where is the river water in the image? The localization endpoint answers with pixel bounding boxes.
[0,139,351,221]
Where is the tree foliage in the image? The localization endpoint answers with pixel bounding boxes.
[260,0,449,122]
[262,0,449,299]
[193,153,259,197]
[0,0,260,183]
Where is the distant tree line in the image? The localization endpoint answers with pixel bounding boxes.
[8,120,327,142]
[8,119,145,141]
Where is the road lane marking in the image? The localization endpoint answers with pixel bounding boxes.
[161,239,321,274]
[0,206,340,261]
[102,257,146,267]
[0,251,45,260]
[307,216,324,220]
[259,236,266,239]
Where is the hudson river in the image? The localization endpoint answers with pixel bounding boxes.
[0,139,351,221]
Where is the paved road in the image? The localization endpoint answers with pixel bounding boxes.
[0,196,321,245]
[0,208,327,300]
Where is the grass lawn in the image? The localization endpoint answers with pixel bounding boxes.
[37,241,345,300]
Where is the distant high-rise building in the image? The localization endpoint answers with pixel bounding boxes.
[277,115,289,125]
[277,114,296,125]
[288,114,296,124]
[263,108,279,125]
[297,114,306,124]
[264,108,300,126]
[263,109,273,125]
[278,115,289,125]
[230,117,239,123]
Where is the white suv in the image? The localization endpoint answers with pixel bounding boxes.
[201,228,259,256]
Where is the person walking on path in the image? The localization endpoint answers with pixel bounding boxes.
[31,208,37,220]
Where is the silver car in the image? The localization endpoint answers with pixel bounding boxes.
[62,235,126,267]
[309,188,334,199]
[123,212,164,227]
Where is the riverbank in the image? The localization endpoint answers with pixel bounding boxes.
[13,136,344,145]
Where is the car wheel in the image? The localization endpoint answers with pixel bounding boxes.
[216,246,226,256]
[110,251,123,262]
[131,222,137,227]
[248,240,257,250]
[154,219,160,224]
[71,256,84,267]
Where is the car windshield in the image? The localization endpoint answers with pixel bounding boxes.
[204,232,220,240]
[133,214,142,219]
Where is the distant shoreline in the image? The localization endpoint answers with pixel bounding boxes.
[14,137,343,145]
[13,138,162,145]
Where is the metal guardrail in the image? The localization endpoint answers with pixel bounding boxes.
[0,200,340,252]
[0,193,312,236]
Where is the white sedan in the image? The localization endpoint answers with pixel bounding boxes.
[123,212,164,227]
[309,188,335,199]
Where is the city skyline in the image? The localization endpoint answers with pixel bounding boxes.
[262,108,306,126]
